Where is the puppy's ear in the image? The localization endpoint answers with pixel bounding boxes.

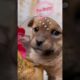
[28,18,34,27]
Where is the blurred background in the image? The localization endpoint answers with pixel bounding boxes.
[63,0,80,80]
[18,0,62,35]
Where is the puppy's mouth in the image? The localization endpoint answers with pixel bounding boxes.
[33,47,54,56]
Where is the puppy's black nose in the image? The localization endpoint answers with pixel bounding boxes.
[36,40,43,46]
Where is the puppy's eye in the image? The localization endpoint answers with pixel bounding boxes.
[33,27,39,32]
[51,30,61,36]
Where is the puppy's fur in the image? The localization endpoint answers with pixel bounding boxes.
[27,17,62,80]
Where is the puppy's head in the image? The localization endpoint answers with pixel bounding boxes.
[28,17,62,58]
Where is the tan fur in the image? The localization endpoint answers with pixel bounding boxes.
[28,17,62,80]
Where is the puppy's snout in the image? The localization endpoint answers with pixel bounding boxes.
[36,40,44,46]
[36,35,45,46]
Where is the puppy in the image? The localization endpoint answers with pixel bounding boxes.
[27,16,62,80]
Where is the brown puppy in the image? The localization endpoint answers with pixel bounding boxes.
[27,17,62,80]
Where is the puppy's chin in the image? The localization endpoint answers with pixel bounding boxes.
[32,47,54,57]
[34,49,43,54]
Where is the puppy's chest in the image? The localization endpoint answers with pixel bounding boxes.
[45,66,62,80]
[44,57,62,76]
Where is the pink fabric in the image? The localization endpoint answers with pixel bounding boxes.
[18,27,26,59]
[36,16,45,20]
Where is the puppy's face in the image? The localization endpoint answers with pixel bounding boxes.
[28,17,62,58]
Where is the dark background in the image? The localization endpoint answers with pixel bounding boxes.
[0,0,17,80]
[63,0,80,80]
[0,0,80,80]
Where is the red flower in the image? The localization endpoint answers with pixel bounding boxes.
[18,27,25,36]
[18,27,26,59]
